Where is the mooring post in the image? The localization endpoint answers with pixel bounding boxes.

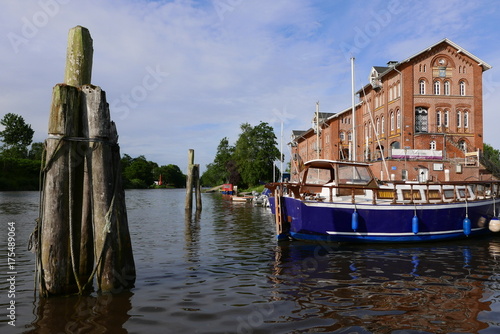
[39,26,135,296]
[194,164,202,211]
[185,149,195,213]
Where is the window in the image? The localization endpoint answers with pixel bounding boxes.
[444,81,450,95]
[459,140,467,152]
[381,116,385,134]
[444,110,449,127]
[348,131,352,142]
[460,81,466,96]
[340,131,345,141]
[433,80,440,95]
[390,112,395,131]
[456,110,461,128]
[436,110,442,127]
[419,80,426,95]
[464,111,469,128]
[430,140,436,150]
[376,118,380,135]
[397,110,401,129]
[415,107,428,133]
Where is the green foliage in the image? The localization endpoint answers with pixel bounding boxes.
[29,142,44,160]
[0,158,41,190]
[120,154,185,189]
[121,155,158,188]
[0,113,34,159]
[201,137,235,186]
[233,122,281,187]
[155,164,186,188]
[202,121,281,188]
[481,143,500,178]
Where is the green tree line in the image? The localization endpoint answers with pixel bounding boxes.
[201,121,282,188]
[0,113,185,190]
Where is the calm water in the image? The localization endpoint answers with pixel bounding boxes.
[1,189,500,333]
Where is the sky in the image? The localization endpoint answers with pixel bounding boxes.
[1,0,500,173]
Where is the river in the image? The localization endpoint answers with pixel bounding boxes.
[1,189,500,333]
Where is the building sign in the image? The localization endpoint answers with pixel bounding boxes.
[392,149,443,160]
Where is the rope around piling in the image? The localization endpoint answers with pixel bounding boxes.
[32,135,119,296]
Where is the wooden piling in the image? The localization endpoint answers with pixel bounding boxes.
[64,26,93,87]
[41,84,82,295]
[38,26,135,296]
[185,149,195,213]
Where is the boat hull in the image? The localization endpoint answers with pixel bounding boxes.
[271,197,495,243]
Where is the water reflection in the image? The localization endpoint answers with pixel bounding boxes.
[26,292,133,334]
[271,239,497,333]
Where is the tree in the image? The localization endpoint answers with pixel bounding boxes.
[121,155,157,188]
[201,137,235,186]
[233,122,281,187]
[29,142,44,160]
[155,164,186,188]
[0,113,34,158]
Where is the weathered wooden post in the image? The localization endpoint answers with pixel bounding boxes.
[185,149,195,213]
[82,85,135,292]
[185,149,202,213]
[38,26,135,296]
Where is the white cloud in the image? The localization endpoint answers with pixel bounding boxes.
[1,0,500,173]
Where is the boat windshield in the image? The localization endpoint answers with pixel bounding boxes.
[304,167,333,185]
[337,164,372,185]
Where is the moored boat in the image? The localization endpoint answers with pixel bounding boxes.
[266,159,500,243]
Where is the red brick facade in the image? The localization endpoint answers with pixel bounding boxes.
[290,39,492,182]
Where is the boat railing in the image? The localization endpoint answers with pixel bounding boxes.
[267,180,500,206]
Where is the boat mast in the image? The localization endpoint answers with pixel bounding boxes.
[351,57,356,161]
[316,101,320,159]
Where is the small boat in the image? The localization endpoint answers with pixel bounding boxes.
[266,159,500,243]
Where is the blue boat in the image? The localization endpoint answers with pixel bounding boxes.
[266,159,500,243]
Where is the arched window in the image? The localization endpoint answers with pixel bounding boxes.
[456,110,462,128]
[381,115,385,134]
[444,110,449,127]
[436,110,442,127]
[396,110,401,129]
[347,131,352,142]
[419,80,426,95]
[433,80,440,95]
[464,111,469,128]
[415,107,428,133]
[460,81,466,96]
[340,131,345,141]
[459,140,467,152]
[430,140,436,150]
[376,118,380,135]
[390,111,395,131]
[444,81,450,95]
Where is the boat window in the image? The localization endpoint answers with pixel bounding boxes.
[305,168,333,185]
[443,189,455,199]
[402,190,422,200]
[427,190,441,200]
[338,165,372,185]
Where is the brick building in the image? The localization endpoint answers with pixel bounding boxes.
[290,39,493,182]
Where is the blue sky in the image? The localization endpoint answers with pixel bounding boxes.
[1,0,500,173]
